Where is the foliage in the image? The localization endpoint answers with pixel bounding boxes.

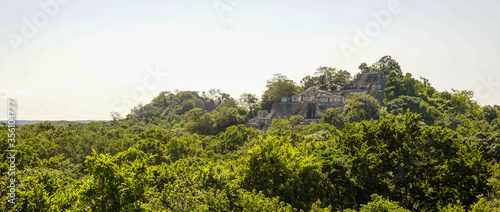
[186,98,248,135]
[356,194,410,212]
[239,93,259,118]
[384,72,425,101]
[239,136,327,210]
[83,148,154,211]
[336,113,491,211]
[358,55,402,75]
[261,73,301,110]
[343,93,381,123]
[469,132,500,162]
[386,95,441,125]
[483,105,500,124]
[128,91,205,124]
[301,66,352,91]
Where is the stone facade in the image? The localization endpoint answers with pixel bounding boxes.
[336,72,389,103]
[246,72,389,130]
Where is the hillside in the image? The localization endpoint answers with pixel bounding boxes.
[1,56,500,211]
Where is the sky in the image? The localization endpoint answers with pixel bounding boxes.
[1,0,500,120]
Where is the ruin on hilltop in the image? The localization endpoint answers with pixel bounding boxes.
[246,71,389,130]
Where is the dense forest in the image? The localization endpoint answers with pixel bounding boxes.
[2,56,500,211]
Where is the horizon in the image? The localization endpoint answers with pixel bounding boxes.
[1,0,500,120]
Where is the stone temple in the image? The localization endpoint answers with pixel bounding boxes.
[246,72,389,130]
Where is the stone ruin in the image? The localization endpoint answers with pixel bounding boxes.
[246,71,389,130]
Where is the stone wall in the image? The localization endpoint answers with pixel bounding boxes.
[271,102,316,119]
[271,101,344,119]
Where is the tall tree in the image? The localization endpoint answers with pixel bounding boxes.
[359,55,402,75]
[336,112,492,211]
[261,73,300,110]
[321,108,345,129]
[483,105,500,123]
[203,88,230,106]
[83,148,154,211]
[239,136,327,210]
[384,72,425,101]
[239,93,258,117]
[300,67,351,91]
[343,93,381,123]
[385,95,442,125]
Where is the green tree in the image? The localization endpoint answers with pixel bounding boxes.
[152,159,234,211]
[385,95,441,125]
[316,142,356,210]
[469,132,500,162]
[217,125,258,153]
[300,67,351,91]
[321,108,345,129]
[237,190,295,211]
[359,55,402,75]
[128,91,205,123]
[134,129,171,165]
[384,72,425,101]
[83,148,154,211]
[186,107,203,121]
[337,112,492,211]
[483,105,500,124]
[447,89,481,116]
[204,88,231,106]
[213,99,248,133]
[185,112,216,135]
[239,93,259,118]
[186,97,247,135]
[353,194,410,212]
[239,136,327,210]
[343,94,380,123]
[14,169,68,211]
[261,73,300,110]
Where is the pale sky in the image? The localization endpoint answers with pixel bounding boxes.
[1,0,499,120]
